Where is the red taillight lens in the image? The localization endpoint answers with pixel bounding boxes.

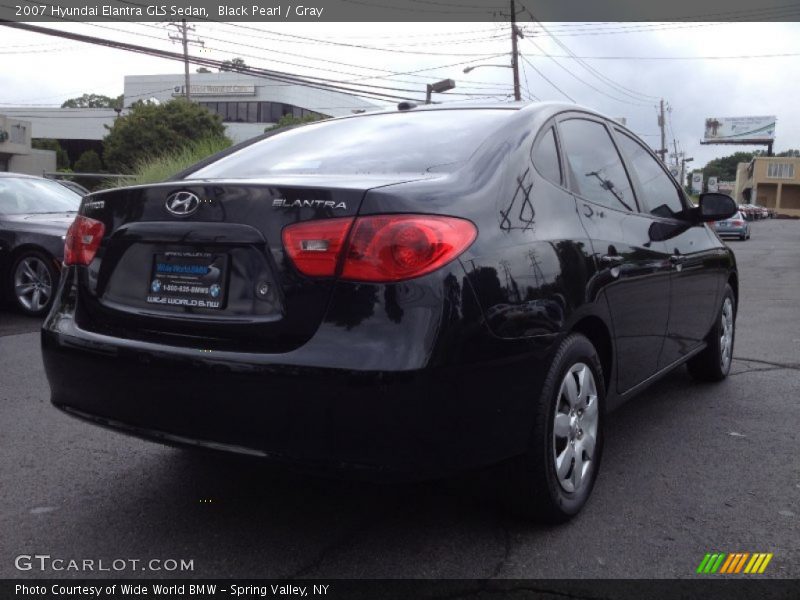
[282,215,477,282]
[732,220,744,226]
[342,215,477,282]
[64,215,105,266]
[281,217,353,277]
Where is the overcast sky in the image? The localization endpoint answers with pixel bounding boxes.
[2,20,799,172]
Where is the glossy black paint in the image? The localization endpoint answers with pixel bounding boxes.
[0,174,73,304]
[41,103,738,477]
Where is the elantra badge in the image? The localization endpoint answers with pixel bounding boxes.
[165,191,201,216]
[272,198,347,210]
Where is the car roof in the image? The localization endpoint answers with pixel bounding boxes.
[0,172,42,179]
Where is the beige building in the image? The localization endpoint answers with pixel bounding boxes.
[734,156,800,217]
[0,114,56,175]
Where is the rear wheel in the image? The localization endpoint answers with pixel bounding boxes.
[501,333,604,522]
[9,250,58,317]
[687,284,736,382]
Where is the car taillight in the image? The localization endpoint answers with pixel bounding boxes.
[282,215,477,282]
[732,220,744,226]
[64,215,105,266]
[281,217,353,277]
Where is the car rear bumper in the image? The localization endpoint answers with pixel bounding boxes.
[41,319,552,479]
[715,226,748,237]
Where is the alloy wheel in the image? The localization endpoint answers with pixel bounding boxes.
[14,256,53,313]
[720,297,734,372]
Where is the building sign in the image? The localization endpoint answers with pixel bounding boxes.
[703,116,776,143]
[717,180,735,193]
[691,172,703,194]
[172,85,256,97]
[707,176,719,192]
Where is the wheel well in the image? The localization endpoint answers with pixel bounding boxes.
[727,272,739,310]
[571,316,613,392]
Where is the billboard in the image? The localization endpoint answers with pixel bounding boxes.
[691,172,703,194]
[707,176,719,192]
[703,116,776,143]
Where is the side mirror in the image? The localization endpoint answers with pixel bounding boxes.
[698,193,737,222]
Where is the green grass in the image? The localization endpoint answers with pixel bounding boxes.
[100,137,232,189]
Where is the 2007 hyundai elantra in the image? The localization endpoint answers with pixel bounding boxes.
[42,102,739,521]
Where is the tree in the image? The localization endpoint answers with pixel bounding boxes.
[776,149,800,157]
[31,138,70,170]
[196,67,212,73]
[102,99,228,173]
[61,93,123,109]
[265,113,327,132]
[701,151,758,182]
[73,149,104,173]
[219,58,248,72]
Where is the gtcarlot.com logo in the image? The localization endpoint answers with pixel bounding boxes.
[697,552,773,574]
[14,554,194,572]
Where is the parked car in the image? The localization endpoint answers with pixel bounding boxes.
[714,211,751,240]
[55,179,90,197]
[0,173,81,315]
[42,103,739,522]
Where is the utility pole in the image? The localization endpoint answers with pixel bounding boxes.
[657,99,667,162]
[510,0,521,101]
[168,20,204,103]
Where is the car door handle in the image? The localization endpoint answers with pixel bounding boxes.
[669,255,686,264]
[600,254,624,266]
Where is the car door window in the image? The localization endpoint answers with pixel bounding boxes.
[615,131,685,219]
[531,126,561,184]
[559,118,636,212]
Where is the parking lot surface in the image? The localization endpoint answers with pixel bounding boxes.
[1,219,798,579]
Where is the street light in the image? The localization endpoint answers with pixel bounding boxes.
[463,65,512,74]
[425,78,456,104]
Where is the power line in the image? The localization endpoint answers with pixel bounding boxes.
[0,21,427,104]
[518,53,574,102]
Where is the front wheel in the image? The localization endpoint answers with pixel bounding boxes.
[500,333,605,522]
[9,250,59,317]
[687,284,736,382]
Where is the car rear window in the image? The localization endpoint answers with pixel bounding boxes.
[191,109,515,178]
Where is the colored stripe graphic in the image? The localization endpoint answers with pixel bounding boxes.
[719,554,736,574]
[734,553,750,573]
[699,552,773,574]
[697,554,712,574]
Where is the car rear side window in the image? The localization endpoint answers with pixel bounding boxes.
[615,131,685,218]
[191,110,515,178]
[558,119,636,212]
[532,126,561,184]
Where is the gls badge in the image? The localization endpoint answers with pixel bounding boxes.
[165,191,201,216]
[273,198,347,210]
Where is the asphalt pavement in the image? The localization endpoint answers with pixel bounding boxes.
[1,219,798,579]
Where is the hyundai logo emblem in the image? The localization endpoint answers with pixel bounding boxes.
[165,191,201,216]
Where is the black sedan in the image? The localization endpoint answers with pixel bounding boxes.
[0,173,81,316]
[42,103,739,522]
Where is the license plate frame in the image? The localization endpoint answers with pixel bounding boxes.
[146,251,229,310]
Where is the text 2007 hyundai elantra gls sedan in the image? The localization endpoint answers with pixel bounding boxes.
[42,102,739,522]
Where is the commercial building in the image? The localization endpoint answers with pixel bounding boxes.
[0,114,56,175]
[123,72,383,142]
[0,72,384,164]
[734,156,800,217]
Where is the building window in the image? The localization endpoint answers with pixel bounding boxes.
[767,162,795,179]
[198,101,326,124]
[10,125,26,144]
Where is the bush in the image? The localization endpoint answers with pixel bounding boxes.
[103,99,228,173]
[100,137,232,189]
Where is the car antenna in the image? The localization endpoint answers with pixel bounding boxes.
[397,102,417,111]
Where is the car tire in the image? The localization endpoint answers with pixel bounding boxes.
[740,234,747,241]
[8,250,59,317]
[499,333,605,522]
[687,284,736,382]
